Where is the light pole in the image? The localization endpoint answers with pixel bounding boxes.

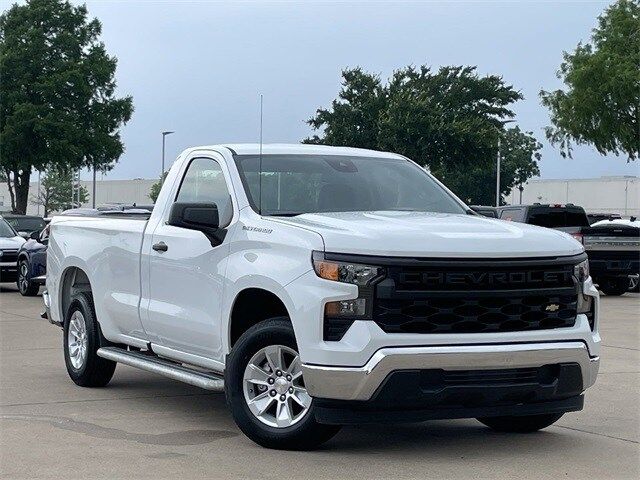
[161,131,174,185]
[495,120,515,207]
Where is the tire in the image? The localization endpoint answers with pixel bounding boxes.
[225,317,341,450]
[63,291,116,387]
[599,277,629,296]
[17,259,39,296]
[628,275,639,293]
[477,413,563,433]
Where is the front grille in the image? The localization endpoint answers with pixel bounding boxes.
[374,293,578,334]
[373,257,580,335]
[0,249,18,263]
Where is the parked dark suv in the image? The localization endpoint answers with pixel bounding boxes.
[3,214,47,238]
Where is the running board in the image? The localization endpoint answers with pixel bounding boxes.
[97,347,225,391]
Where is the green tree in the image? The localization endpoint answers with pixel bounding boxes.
[31,169,88,216]
[540,0,639,161]
[306,65,541,205]
[148,172,168,203]
[0,0,133,214]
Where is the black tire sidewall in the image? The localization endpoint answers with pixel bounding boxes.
[63,292,110,385]
[17,259,38,296]
[225,318,339,449]
[600,277,628,296]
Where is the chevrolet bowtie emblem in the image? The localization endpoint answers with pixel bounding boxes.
[545,304,560,312]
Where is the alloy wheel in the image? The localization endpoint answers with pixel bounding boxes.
[18,262,29,294]
[242,344,312,428]
[67,311,88,370]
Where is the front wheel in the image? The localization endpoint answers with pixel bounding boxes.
[599,277,629,296]
[17,259,39,296]
[225,318,340,450]
[477,413,563,433]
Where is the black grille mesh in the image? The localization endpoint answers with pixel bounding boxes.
[373,259,579,335]
[374,294,577,334]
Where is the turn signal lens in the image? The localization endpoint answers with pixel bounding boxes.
[315,260,340,281]
[325,298,367,317]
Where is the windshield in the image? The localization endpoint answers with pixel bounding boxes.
[233,154,466,216]
[0,219,17,238]
[5,217,46,232]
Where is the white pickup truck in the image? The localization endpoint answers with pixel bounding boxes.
[45,144,600,449]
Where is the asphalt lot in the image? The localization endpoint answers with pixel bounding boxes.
[0,284,638,480]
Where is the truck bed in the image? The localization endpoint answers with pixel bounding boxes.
[47,215,149,342]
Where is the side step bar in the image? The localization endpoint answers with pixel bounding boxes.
[97,347,225,391]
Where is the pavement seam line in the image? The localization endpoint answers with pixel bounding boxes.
[553,425,639,444]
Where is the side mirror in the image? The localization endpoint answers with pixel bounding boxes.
[30,230,40,240]
[168,202,220,232]
[19,231,29,239]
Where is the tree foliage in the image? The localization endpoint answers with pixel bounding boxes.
[148,172,168,203]
[540,0,639,161]
[0,0,133,213]
[305,65,541,205]
[31,169,88,217]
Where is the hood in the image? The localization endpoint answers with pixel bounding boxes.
[272,211,583,258]
[0,236,26,250]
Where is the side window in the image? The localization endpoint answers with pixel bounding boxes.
[176,157,233,222]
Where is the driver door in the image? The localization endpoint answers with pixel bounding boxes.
[145,156,234,366]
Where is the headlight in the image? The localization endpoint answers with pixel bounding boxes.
[574,259,589,283]
[312,252,383,286]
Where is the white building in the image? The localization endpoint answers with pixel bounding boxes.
[508,176,639,217]
[0,178,156,215]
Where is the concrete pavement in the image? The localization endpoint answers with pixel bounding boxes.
[1,284,638,479]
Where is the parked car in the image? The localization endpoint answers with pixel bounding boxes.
[587,212,622,225]
[592,217,640,292]
[16,225,49,296]
[2,214,47,239]
[498,204,640,296]
[0,216,26,283]
[45,144,599,450]
[97,203,154,212]
[469,205,498,218]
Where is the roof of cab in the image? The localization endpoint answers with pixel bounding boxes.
[187,143,404,159]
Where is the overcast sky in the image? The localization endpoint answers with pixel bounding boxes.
[62,1,639,181]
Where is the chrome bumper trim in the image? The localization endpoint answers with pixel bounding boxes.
[302,342,599,401]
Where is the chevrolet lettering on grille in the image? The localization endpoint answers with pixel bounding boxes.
[406,270,572,287]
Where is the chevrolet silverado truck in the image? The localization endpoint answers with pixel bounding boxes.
[498,204,640,296]
[45,144,600,450]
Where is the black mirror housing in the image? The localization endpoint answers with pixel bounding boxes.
[30,230,40,240]
[168,202,220,232]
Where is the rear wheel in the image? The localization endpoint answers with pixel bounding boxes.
[225,318,340,450]
[17,259,39,296]
[477,413,563,433]
[628,275,639,293]
[63,292,116,387]
[599,277,629,296]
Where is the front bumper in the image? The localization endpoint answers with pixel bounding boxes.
[302,341,599,401]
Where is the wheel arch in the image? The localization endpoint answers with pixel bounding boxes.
[227,287,293,350]
[59,265,93,324]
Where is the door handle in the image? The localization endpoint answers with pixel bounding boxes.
[152,242,168,252]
